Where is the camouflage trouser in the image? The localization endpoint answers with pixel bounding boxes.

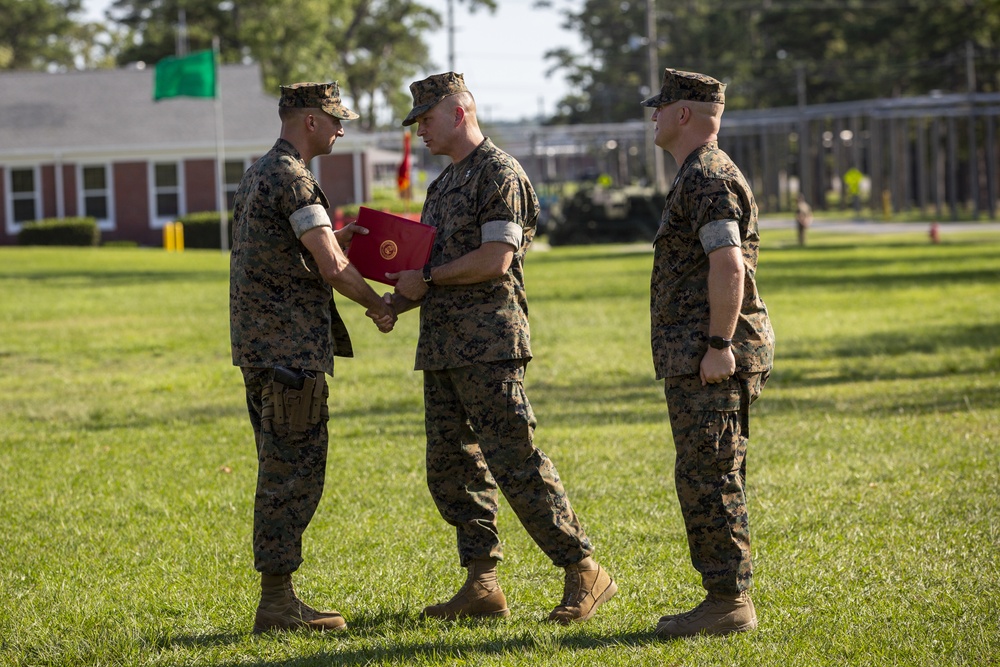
[241,366,330,575]
[663,371,768,595]
[424,360,594,568]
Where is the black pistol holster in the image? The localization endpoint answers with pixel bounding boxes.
[265,366,326,432]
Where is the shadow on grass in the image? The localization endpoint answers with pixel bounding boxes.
[532,378,663,428]
[530,244,653,265]
[0,270,225,285]
[163,624,655,667]
[760,381,998,417]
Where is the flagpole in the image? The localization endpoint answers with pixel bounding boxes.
[212,37,229,252]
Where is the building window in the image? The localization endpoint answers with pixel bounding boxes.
[10,167,39,224]
[224,159,246,210]
[151,161,183,226]
[80,165,113,228]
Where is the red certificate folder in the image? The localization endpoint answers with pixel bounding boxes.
[347,207,436,285]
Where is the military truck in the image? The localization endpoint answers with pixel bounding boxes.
[545,184,664,246]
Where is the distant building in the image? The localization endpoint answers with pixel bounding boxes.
[0,64,392,246]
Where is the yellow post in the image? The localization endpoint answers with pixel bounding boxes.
[175,222,184,252]
[164,222,176,252]
[882,190,892,221]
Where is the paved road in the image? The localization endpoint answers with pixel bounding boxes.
[760,217,1000,234]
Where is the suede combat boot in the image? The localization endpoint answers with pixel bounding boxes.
[422,558,510,620]
[547,557,618,624]
[655,591,757,638]
[252,573,347,634]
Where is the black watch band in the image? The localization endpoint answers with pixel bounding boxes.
[708,336,733,350]
[422,264,434,285]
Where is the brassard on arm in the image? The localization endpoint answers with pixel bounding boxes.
[698,219,741,254]
[289,204,333,239]
[481,220,523,249]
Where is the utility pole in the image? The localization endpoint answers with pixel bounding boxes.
[796,63,810,205]
[176,8,188,56]
[646,0,667,191]
[447,0,456,71]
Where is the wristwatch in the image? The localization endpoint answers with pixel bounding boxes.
[422,264,434,285]
[708,336,733,350]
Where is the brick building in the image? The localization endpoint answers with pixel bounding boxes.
[0,64,381,246]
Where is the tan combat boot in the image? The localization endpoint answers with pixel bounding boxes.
[252,573,347,634]
[654,591,757,638]
[547,557,618,624]
[422,558,510,620]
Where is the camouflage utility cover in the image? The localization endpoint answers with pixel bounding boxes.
[650,141,773,379]
[402,71,469,126]
[279,81,359,121]
[641,68,726,107]
[415,138,538,371]
[230,139,352,376]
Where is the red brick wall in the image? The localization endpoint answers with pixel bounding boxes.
[319,152,370,209]
[0,167,7,244]
[184,159,217,213]
[41,165,56,218]
[63,165,78,218]
[111,162,156,245]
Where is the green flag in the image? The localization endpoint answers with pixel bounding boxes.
[154,50,216,100]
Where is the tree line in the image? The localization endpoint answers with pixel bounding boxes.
[543,0,1000,123]
[3,0,998,128]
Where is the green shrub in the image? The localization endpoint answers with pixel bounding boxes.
[177,211,234,249]
[339,196,424,219]
[17,217,99,246]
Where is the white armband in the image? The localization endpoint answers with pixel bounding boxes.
[289,204,333,239]
[699,219,741,254]
[481,220,523,249]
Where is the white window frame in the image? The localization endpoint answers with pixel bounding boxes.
[148,160,185,229]
[4,165,41,235]
[223,158,249,211]
[77,163,115,231]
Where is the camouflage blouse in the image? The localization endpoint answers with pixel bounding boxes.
[650,141,774,379]
[415,138,538,371]
[230,139,352,376]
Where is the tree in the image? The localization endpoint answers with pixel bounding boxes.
[542,0,1000,124]
[337,0,441,129]
[107,0,244,65]
[0,0,85,70]
[102,0,497,129]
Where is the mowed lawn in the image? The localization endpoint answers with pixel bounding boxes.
[0,225,997,666]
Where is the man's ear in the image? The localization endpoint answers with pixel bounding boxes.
[454,105,466,127]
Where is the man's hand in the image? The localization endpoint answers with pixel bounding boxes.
[366,297,396,333]
[700,347,736,386]
[334,222,368,250]
[387,268,428,302]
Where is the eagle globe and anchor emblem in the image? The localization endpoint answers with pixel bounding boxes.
[379,239,398,260]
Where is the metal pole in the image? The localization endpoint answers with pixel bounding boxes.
[796,64,809,205]
[448,0,456,71]
[213,37,229,252]
[646,0,666,191]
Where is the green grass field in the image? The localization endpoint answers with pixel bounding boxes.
[1,226,998,666]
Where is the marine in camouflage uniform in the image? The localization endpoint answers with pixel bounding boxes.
[642,69,774,638]
[389,72,616,624]
[230,81,394,633]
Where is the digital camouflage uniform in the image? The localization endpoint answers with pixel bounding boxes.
[650,140,774,595]
[230,137,352,575]
[417,137,594,568]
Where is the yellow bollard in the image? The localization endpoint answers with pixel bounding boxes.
[882,190,892,220]
[164,221,176,252]
[174,222,184,252]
